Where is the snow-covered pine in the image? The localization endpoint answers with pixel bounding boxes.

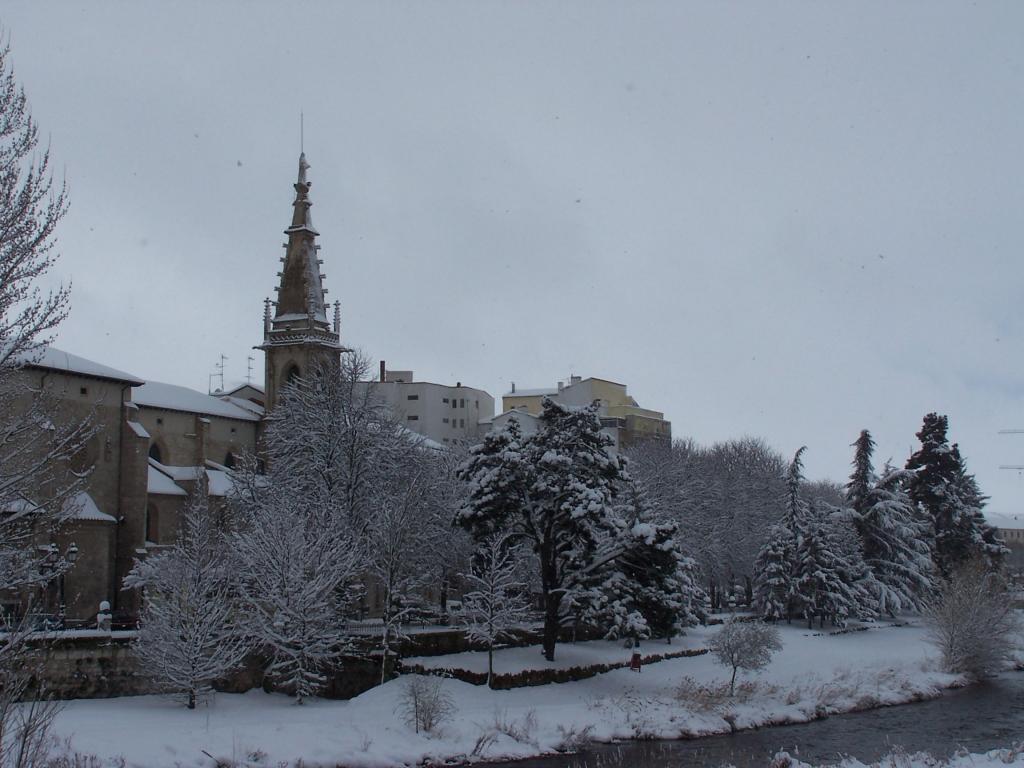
[125,482,248,709]
[906,414,1004,575]
[457,399,627,662]
[793,500,872,629]
[591,478,704,641]
[460,532,531,687]
[846,431,935,615]
[752,523,793,621]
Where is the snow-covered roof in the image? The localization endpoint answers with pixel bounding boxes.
[221,396,265,417]
[23,347,144,385]
[504,388,558,398]
[206,469,232,497]
[127,421,150,439]
[64,491,116,523]
[149,459,203,482]
[147,463,187,496]
[132,381,260,421]
[218,382,265,396]
[986,512,1023,530]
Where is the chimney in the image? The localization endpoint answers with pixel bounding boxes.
[380,360,386,383]
[457,382,462,388]
[511,381,516,393]
[557,381,564,392]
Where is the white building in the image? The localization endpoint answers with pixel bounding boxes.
[371,364,495,446]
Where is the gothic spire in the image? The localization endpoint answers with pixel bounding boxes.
[274,152,327,323]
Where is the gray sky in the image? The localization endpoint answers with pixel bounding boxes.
[4,1,1023,516]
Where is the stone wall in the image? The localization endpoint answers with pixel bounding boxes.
[34,628,545,701]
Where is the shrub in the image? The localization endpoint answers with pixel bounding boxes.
[397,677,456,734]
[924,558,1020,679]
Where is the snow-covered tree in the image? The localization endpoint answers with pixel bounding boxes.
[0,41,96,601]
[364,445,450,683]
[592,511,703,642]
[709,617,782,696]
[460,533,530,687]
[906,414,1004,575]
[125,483,248,709]
[845,431,935,615]
[457,400,627,661]
[229,364,369,704]
[752,524,793,621]
[793,501,872,629]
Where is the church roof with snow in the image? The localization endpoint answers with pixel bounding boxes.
[23,347,144,385]
[132,381,260,421]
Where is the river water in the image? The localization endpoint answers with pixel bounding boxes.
[490,673,1023,767]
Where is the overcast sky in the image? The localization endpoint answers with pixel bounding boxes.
[4,1,1023,517]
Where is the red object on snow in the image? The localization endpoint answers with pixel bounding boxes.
[630,651,642,672]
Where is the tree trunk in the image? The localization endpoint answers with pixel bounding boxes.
[744,575,753,606]
[188,689,196,710]
[542,588,559,662]
[540,546,559,662]
[487,646,494,689]
[729,666,737,697]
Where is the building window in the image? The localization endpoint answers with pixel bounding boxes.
[146,505,159,544]
[452,400,456,409]
[156,417,163,425]
[442,398,449,404]
[475,400,479,409]
[407,415,419,421]
[79,386,88,396]
[459,399,465,408]
[442,418,449,424]
[407,394,419,401]
[285,364,301,384]
[148,443,163,464]
[460,418,465,428]
[230,427,236,434]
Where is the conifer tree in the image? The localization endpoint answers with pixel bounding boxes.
[846,431,935,615]
[753,524,793,621]
[906,414,1004,575]
[793,502,869,629]
[457,400,627,661]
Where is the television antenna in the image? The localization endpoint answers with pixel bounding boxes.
[208,354,228,394]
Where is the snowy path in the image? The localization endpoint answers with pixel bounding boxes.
[46,621,966,768]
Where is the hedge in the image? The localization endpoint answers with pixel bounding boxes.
[401,646,709,689]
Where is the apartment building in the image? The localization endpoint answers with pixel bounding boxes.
[374,364,495,446]
[500,375,670,450]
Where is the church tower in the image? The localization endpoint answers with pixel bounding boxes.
[258,153,347,412]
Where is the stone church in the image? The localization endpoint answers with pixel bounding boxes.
[11,153,346,625]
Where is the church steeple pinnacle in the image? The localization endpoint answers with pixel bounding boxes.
[257,152,347,412]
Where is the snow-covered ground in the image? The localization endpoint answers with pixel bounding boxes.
[45,621,969,768]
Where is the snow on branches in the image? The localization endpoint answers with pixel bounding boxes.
[126,483,248,709]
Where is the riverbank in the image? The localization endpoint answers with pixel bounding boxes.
[43,621,971,767]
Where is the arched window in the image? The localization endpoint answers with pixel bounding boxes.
[224,451,236,469]
[285,363,301,384]
[148,443,163,464]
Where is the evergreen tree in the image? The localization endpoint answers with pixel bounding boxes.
[906,414,1004,575]
[457,400,627,661]
[794,501,872,629]
[753,524,793,621]
[125,483,248,709]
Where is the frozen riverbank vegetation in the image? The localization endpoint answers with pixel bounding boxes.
[37,622,981,768]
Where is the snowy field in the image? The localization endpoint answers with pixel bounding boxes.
[45,621,970,768]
